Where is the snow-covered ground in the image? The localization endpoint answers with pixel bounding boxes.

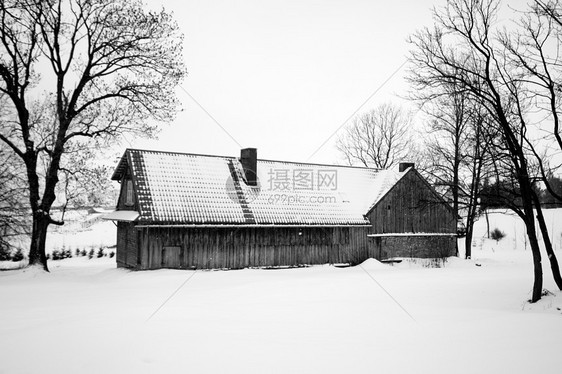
[1,209,562,373]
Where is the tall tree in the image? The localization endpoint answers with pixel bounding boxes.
[408,0,562,302]
[504,0,562,203]
[414,84,493,259]
[337,103,414,168]
[0,0,186,270]
[500,0,562,290]
[420,89,467,227]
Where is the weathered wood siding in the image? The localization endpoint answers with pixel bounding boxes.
[371,235,457,259]
[130,226,372,270]
[116,221,139,268]
[367,170,456,234]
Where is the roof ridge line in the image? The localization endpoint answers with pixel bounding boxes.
[125,148,384,171]
[126,148,236,160]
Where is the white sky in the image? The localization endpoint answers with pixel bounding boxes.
[130,0,527,165]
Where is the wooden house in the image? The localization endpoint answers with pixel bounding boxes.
[104,148,457,269]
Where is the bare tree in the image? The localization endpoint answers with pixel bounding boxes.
[503,0,562,202]
[0,0,186,270]
[535,0,562,26]
[416,87,493,259]
[407,0,562,302]
[337,103,414,168]
[498,1,562,290]
[417,88,468,255]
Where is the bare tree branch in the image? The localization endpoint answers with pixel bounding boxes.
[336,103,415,169]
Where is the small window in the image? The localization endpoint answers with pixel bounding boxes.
[125,180,134,206]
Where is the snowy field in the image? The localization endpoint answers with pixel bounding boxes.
[1,209,562,373]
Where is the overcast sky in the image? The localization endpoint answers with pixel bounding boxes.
[132,0,524,165]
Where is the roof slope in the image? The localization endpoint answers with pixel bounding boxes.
[112,149,407,226]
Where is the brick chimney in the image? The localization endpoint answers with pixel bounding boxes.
[240,148,258,186]
[399,162,415,172]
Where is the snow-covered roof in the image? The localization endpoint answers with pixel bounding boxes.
[111,149,409,226]
[102,210,139,222]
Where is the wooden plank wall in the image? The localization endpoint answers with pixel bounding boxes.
[367,170,456,234]
[135,226,372,270]
[116,221,139,268]
[372,235,457,259]
[116,221,127,267]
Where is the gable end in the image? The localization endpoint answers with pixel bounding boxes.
[366,168,456,234]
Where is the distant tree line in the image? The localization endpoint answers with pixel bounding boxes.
[480,175,562,209]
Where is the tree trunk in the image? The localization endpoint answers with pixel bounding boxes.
[534,202,562,290]
[485,209,490,238]
[464,225,473,259]
[28,212,50,271]
[506,144,544,302]
[464,194,478,259]
[493,108,543,301]
[520,198,543,302]
[23,126,63,272]
[23,150,51,271]
[527,225,543,303]
[453,164,460,257]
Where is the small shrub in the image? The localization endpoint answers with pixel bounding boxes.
[51,249,62,260]
[425,257,447,268]
[11,248,24,262]
[88,248,95,259]
[109,251,115,258]
[490,228,506,242]
[80,249,87,257]
[407,257,447,268]
[75,248,81,257]
[97,247,104,258]
[64,249,72,259]
[0,244,11,261]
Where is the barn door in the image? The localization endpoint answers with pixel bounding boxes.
[162,246,181,268]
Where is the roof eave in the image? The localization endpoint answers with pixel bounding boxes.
[111,150,130,181]
[134,223,372,228]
